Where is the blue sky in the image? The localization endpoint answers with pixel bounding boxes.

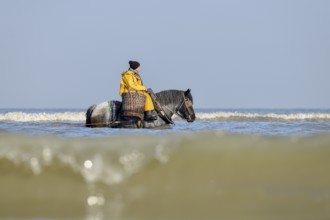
[1,0,329,108]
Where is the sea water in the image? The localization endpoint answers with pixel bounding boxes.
[0,108,330,220]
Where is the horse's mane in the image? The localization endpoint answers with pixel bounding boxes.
[156,90,193,106]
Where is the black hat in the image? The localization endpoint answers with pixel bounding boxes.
[129,60,140,70]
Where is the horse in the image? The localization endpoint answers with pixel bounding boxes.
[85,89,195,128]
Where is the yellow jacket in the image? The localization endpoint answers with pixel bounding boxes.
[119,70,147,96]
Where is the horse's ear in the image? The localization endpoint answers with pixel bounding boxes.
[185,89,191,96]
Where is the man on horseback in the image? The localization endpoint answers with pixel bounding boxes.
[119,61,158,121]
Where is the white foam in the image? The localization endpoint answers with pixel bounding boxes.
[1,111,330,123]
[0,112,85,122]
[196,112,330,121]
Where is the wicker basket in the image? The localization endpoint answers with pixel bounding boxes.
[121,92,146,120]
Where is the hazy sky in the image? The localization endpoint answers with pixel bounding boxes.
[1,0,329,109]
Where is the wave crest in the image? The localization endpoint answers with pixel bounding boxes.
[0,112,85,122]
[196,112,330,121]
[1,111,330,122]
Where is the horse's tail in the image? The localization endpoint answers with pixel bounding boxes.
[85,104,97,127]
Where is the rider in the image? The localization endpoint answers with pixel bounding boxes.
[119,61,158,121]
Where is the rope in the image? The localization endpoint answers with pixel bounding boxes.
[163,96,186,119]
[49,121,114,128]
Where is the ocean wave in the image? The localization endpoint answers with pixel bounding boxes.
[0,132,329,185]
[0,134,176,185]
[0,133,330,219]
[1,111,330,123]
[0,111,85,122]
[196,112,330,121]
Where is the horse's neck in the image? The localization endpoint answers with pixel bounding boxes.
[157,91,182,118]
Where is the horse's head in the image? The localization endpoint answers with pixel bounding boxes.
[176,89,196,123]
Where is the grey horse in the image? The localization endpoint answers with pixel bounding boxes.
[85,89,195,128]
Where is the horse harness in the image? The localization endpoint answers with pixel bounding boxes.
[148,89,174,124]
[173,94,194,120]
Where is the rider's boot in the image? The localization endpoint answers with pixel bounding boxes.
[144,110,158,121]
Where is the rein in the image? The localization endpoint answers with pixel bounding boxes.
[163,94,193,120]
